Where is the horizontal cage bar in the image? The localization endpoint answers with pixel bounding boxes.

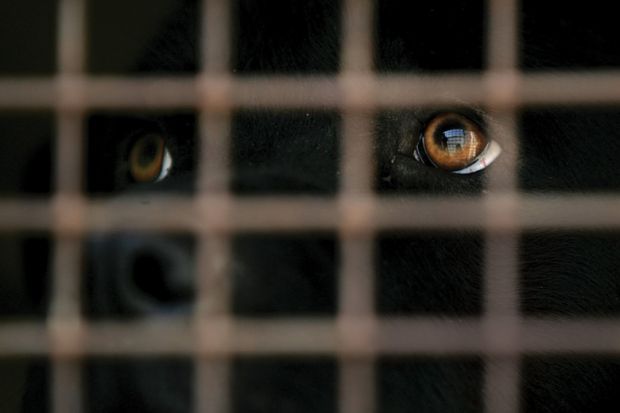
[0,194,619,232]
[1,72,620,110]
[1,318,619,357]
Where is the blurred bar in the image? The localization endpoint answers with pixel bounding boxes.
[0,194,619,232]
[339,0,376,412]
[51,0,87,412]
[2,318,620,356]
[484,0,520,412]
[4,72,620,109]
[194,1,233,412]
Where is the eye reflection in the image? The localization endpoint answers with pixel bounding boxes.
[441,127,479,157]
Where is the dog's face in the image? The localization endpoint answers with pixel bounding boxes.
[4,0,620,412]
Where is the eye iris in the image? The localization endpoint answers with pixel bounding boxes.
[129,134,165,183]
[424,114,486,171]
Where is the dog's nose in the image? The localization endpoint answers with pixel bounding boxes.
[86,234,194,317]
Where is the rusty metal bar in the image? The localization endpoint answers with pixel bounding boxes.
[3,318,620,356]
[484,0,521,412]
[201,0,231,75]
[338,232,376,413]
[195,1,233,412]
[3,71,620,109]
[487,0,519,71]
[52,361,83,413]
[51,0,87,412]
[1,194,619,232]
[57,0,85,75]
[339,361,375,413]
[339,0,376,412]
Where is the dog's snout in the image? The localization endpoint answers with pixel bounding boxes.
[87,235,194,317]
[128,243,192,306]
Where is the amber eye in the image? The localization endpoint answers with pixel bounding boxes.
[421,113,487,171]
[128,134,173,183]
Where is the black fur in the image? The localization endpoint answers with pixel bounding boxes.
[5,0,620,412]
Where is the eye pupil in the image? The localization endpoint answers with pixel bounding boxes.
[138,137,160,167]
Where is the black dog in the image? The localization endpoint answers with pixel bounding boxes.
[14,0,620,412]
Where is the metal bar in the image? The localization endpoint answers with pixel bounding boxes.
[2,318,620,356]
[340,114,375,195]
[201,0,231,75]
[197,115,232,193]
[52,361,83,413]
[339,0,376,411]
[341,0,373,73]
[54,114,83,197]
[487,0,518,71]
[4,71,620,109]
[484,358,521,413]
[338,235,376,412]
[339,361,375,413]
[484,0,521,412]
[195,1,233,412]
[339,236,375,317]
[1,194,619,232]
[52,0,87,411]
[49,237,83,323]
[57,0,85,75]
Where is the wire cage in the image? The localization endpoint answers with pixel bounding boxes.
[1,0,620,412]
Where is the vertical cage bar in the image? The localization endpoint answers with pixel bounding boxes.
[201,0,231,75]
[484,115,520,413]
[52,360,83,413]
[195,1,233,412]
[338,125,377,413]
[339,360,375,413]
[50,237,83,413]
[487,0,519,71]
[341,113,375,197]
[52,0,86,412]
[341,0,374,73]
[339,1,376,413]
[484,1,521,413]
[57,0,86,74]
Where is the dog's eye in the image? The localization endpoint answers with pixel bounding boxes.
[414,113,501,174]
[128,133,173,183]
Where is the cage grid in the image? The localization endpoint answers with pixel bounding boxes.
[0,0,619,412]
